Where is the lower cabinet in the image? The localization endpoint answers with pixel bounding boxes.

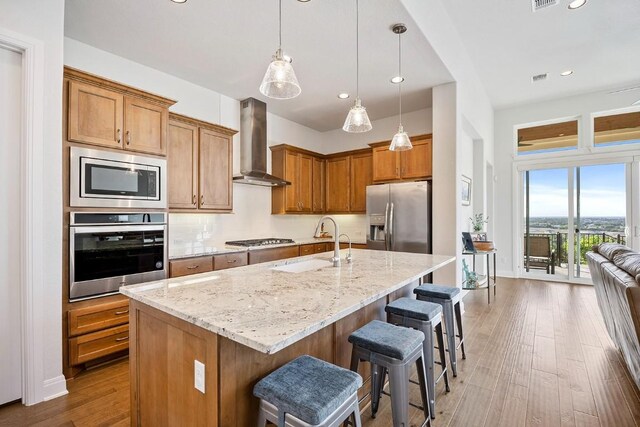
[249,246,300,265]
[169,256,214,278]
[67,299,130,366]
[213,252,248,270]
[299,243,328,256]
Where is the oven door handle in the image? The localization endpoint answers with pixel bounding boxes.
[70,225,165,234]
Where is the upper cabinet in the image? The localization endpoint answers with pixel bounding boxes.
[65,67,175,157]
[371,134,432,182]
[271,145,321,214]
[312,157,326,213]
[349,152,373,213]
[325,150,372,214]
[168,113,237,212]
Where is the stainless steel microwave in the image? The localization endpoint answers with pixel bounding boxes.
[70,146,167,209]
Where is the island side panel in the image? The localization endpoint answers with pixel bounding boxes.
[129,300,219,426]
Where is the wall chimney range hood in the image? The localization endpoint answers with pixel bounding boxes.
[233,98,290,187]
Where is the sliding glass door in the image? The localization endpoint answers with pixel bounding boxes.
[522,162,630,283]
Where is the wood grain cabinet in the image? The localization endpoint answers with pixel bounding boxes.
[167,113,237,212]
[66,68,174,156]
[312,158,326,213]
[326,151,372,213]
[271,146,319,214]
[249,246,300,265]
[213,252,248,271]
[169,256,214,278]
[349,152,373,213]
[371,134,432,182]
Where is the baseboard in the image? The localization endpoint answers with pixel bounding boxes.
[42,375,68,402]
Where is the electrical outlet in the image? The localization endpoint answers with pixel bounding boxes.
[194,360,205,393]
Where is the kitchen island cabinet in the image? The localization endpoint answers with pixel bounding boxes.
[121,250,454,426]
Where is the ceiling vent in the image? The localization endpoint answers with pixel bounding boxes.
[532,0,558,11]
[531,73,548,83]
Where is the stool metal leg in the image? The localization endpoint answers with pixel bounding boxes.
[370,363,384,418]
[422,324,436,417]
[442,300,458,376]
[435,322,450,392]
[350,397,363,427]
[415,354,431,422]
[454,302,466,360]
[388,364,410,427]
[257,404,267,427]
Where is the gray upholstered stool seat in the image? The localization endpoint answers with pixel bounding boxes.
[414,284,461,300]
[386,297,442,321]
[349,320,431,427]
[254,355,363,426]
[414,283,466,377]
[348,319,425,360]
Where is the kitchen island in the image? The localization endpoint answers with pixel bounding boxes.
[121,249,455,426]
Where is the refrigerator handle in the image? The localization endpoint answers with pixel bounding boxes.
[384,202,390,251]
[389,202,394,251]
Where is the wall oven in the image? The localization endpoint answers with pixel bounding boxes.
[69,212,167,301]
[70,146,166,209]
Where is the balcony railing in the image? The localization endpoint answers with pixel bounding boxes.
[525,231,626,267]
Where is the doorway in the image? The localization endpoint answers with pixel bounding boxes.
[0,45,23,405]
[521,162,629,283]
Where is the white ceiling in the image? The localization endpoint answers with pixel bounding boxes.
[64,0,453,131]
[441,0,640,109]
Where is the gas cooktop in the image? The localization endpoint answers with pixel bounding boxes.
[225,238,296,247]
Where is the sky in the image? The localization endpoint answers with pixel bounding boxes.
[527,163,626,217]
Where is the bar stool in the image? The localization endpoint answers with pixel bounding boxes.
[348,320,431,427]
[385,297,450,417]
[253,355,363,427]
[414,284,466,376]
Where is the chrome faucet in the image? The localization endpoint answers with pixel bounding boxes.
[339,233,352,264]
[314,216,341,267]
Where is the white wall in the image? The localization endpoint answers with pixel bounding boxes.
[0,0,66,404]
[401,0,495,288]
[64,39,368,257]
[320,108,433,153]
[494,88,640,276]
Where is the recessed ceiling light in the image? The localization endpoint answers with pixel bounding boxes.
[338,93,350,99]
[390,76,405,84]
[568,0,587,9]
[297,0,312,2]
[170,0,187,3]
[560,70,573,76]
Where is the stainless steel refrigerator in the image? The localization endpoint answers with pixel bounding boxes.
[366,181,431,254]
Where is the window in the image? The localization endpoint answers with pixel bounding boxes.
[517,120,578,155]
[594,111,640,147]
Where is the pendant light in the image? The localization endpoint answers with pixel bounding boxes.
[389,24,412,151]
[259,0,301,99]
[343,0,372,133]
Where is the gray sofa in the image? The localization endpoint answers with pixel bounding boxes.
[586,243,640,389]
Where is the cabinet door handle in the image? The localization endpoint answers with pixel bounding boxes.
[186,265,199,270]
[116,129,121,143]
[193,195,197,205]
[126,130,131,145]
[115,336,129,342]
[200,195,204,205]
[114,309,129,315]
[227,259,237,264]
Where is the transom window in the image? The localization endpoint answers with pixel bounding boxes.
[517,120,578,155]
[594,111,640,148]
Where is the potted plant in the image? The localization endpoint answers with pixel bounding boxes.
[469,213,489,242]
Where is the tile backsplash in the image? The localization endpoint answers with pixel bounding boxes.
[169,184,367,257]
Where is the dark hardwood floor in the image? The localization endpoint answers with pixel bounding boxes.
[2,278,639,426]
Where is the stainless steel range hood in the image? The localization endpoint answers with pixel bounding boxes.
[233,98,290,187]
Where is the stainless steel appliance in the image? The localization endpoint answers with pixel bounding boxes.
[366,181,432,253]
[225,238,295,247]
[70,146,167,209]
[69,212,167,301]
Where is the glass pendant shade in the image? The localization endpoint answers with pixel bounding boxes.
[389,125,412,151]
[342,98,372,133]
[259,49,301,100]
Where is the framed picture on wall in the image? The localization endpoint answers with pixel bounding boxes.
[461,175,471,206]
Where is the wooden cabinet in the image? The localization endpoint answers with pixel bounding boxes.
[299,244,315,256]
[213,252,248,271]
[312,158,326,213]
[169,256,214,278]
[349,152,373,213]
[371,134,432,182]
[167,113,237,212]
[326,156,351,213]
[65,68,175,156]
[249,246,300,265]
[271,146,319,214]
[67,298,130,367]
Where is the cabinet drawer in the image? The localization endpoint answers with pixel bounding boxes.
[69,324,129,366]
[169,256,213,278]
[213,252,248,271]
[68,300,129,337]
[299,244,315,256]
[249,246,300,265]
[314,243,328,253]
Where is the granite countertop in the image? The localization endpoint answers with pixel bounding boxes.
[121,249,455,354]
[168,236,367,260]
